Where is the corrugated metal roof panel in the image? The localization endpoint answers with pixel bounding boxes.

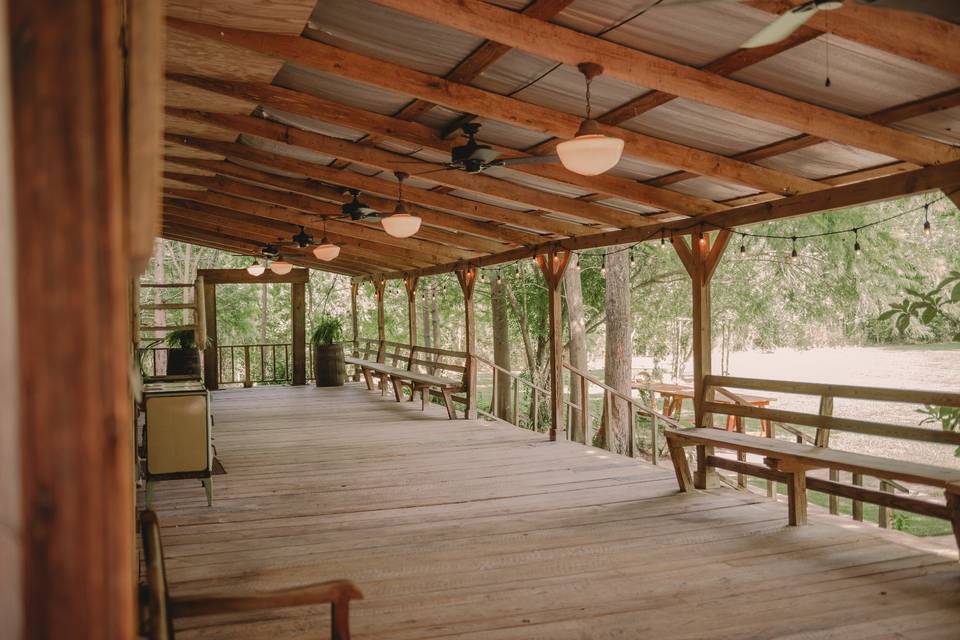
[757,141,896,180]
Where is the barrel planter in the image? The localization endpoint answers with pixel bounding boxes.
[314,343,347,387]
[166,347,201,377]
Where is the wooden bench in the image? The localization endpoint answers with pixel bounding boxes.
[345,339,468,419]
[663,375,960,551]
[139,509,362,639]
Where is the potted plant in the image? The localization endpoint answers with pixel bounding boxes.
[165,328,206,377]
[311,316,347,387]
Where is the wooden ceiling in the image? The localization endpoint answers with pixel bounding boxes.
[161,0,960,279]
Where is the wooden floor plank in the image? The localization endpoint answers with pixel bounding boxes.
[145,384,960,639]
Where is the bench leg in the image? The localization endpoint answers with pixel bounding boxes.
[331,599,351,640]
[441,388,457,420]
[694,445,720,490]
[420,386,428,411]
[786,470,808,526]
[665,436,693,493]
[946,489,960,555]
[391,377,403,402]
[361,368,374,391]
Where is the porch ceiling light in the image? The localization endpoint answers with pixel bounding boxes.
[382,171,421,239]
[270,260,293,275]
[556,63,623,176]
[313,238,341,261]
[246,262,266,276]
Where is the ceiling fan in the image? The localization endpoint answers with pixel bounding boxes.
[660,1,958,48]
[340,190,381,221]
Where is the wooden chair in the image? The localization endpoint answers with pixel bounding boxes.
[139,510,362,639]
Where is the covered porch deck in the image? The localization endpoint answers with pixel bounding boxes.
[150,384,960,640]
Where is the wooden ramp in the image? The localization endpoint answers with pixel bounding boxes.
[148,384,960,639]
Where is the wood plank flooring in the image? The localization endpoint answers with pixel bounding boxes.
[147,384,960,639]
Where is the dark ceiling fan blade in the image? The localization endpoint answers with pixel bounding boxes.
[496,154,560,167]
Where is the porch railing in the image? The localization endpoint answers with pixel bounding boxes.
[474,355,561,432]
[217,343,313,387]
[562,363,685,464]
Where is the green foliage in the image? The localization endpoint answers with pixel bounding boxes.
[311,315,344,345]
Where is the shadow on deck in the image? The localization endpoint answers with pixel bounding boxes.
[147,383,960,639]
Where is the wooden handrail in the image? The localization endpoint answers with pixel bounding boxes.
[475,355,550,396]
[563,362,684,429]
[706,375,960,408]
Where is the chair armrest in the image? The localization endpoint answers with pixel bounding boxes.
[169,580,362,618]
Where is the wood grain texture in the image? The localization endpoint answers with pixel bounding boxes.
[144,385,960,639]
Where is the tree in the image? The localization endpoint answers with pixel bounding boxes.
[602,246,632,453]
[564,255,588,442]
[491,277,513,421]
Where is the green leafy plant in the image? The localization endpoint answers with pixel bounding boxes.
[165,329,208,349]
[311,316,344,346]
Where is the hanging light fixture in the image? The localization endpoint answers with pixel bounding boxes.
[312,218,340,261]
[381,171,422,238]
[556,63,624,176]
[270,259,293,275]
[246,262,266,276]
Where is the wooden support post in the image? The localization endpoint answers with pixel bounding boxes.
[243,345,252,388]
[203,282,218,390]
[674,231,729,490]
[456,267,478,420]
[852,473,864,521]
[535,249,571,441]
[878,481,893,528]
[374,277,386,362]
[405,275,418,357]
[350,280,360,380]
[291,280,306,385]
[10,0,139,634]
[815,396,839,514]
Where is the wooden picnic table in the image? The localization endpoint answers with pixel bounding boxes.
[632,381,776,435]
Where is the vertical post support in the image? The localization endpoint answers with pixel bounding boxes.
[203,282,218,390]
[374,277,386,363]
[674,230,730,489]
[291,280,306,386]
[350,279,360,380]
[456,267,478,420]
[535,248,571,442]
[405,275,418,370]
[815,395,839,514]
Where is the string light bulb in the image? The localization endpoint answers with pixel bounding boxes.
[853,229,862,257]
[659,229,666,249]
[923,204,932,237]
[601,253,607,276]
[629,249,635,267]
[739,236,746,258]
[698,227,706,248]
[496,269,502,286]
[790,237,798,262]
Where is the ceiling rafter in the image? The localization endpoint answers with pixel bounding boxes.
[164,133,598,237]
[164,155,543,246]
[165,82,724,216]
[362,0,959,167]
[165,18,828,196]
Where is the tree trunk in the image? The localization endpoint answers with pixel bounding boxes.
[421,292,431,349]
[491,278,512,421]
[259,283,268,343]
[563,255,588,442]
[602,247,632,453]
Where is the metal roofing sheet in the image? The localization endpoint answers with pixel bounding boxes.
[756,141,896,180]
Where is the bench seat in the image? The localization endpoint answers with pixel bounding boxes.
[665,427,960,548]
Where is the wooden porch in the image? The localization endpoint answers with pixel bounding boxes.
[149,384,960,640]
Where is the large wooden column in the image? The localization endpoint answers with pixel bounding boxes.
[405,275,419,360]
[673,230,730,488]
[9,0,137,635]
[374,277,386,362]
[350,279,360,380]
[291,280,306,385]
[456,267,478,420]
[536,249,571,441]
[203,281,218,390]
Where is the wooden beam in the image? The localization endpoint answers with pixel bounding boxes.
[165,133,592,238]
[393,0,575,121]
[404,275,418,350]
[164,112,647,229]
[165,95,724,217]
[365,0,959,167]
[535,248,571,441]
[370,159,960,280]
[165,20,828,196]
[196,268,309,285]
[11,1,135,636]
[165,156,543,247]
[203,280,218,389]
[746,0,960,76]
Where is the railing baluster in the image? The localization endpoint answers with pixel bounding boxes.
[243,345,252,388]
[512,377,520,428]
[878,480,893,528]
[533,388,539,433]
[852,473,864,521]
[491,365,498,418]
[581,375,590,445]
[260,345,266,382]
[628,403,636,458]
[271,344,277,381]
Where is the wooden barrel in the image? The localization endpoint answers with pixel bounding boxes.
[313,343,346,387]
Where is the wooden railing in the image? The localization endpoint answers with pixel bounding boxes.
[563,363,685,464]
[474,355,557,432]
[217,343,313,386]
[703,375,960,528]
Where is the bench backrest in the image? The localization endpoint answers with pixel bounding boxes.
[355,338,468,388]
[702,375,960,449]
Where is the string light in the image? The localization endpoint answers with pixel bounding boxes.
[660,229,666,249]
[739,235,746,257]
[853,229,862,257]
[496,269,502,286]
[697,226,706,248]
[601,253,607,276]
[790,236,798,262]
[923,204,931,237]
[479,270,487,284]
[629,248,635,267]
[573,256,580,271]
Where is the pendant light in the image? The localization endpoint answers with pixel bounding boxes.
[312,218,341,261]
[381,171,421,238]
[270,259,293,275]
[246,262,266,276]
[556,63,624,176]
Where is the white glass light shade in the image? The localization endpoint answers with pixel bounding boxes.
[381,212,422,238]
[246,263,266,276]
[312,242,340,261]
[556,134,624,176]
[270,260,293,275]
